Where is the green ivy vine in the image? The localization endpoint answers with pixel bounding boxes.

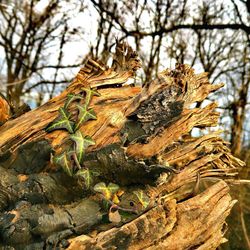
[45,88,151,222]
[45,88,100,188]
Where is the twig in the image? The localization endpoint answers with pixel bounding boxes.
[72,152,81,170]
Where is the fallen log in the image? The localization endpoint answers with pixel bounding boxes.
[0,42,244,250]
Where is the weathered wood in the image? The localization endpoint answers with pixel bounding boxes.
[67,181,235,250]
[0,42,244,249]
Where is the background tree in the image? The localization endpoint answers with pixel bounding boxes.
[0,0,86,107]
[89,0,250,156]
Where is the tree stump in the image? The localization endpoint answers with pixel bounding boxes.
[0,42,244,250]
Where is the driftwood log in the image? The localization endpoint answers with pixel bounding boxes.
[0,42,245,250]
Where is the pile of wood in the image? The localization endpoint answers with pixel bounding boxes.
[0,42,244,250]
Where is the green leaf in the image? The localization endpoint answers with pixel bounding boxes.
[82,88,100,106]
[53,152,73,176]
[70,130,95,164]
[94,182,120,200]
[94,182,108,197]
[133,190,150,209]
[76,168,93,189]
[102,200,110,212]
[75,104,97,131]
[46,107,74,133]
[107,183,120,194]
[64,93,84,109]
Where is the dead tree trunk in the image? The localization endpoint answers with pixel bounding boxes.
[0,43,244,250]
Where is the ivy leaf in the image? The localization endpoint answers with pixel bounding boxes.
[133,190,150,209]
[53,151,73,176]
[75,104,97,131]
[76,168,93,189]
[102,200,110,211]
[94,182,120,200]
[46,107,74,133]
[107,183,120,194]
[70,130,95,164]
[82,88,100,106]
[64,93,84,109]
[94,182,109,199]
